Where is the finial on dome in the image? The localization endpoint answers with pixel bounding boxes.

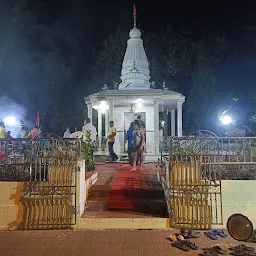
[133,60,136,68]
[133,4,137,28]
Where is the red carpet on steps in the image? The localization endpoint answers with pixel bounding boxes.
[109,164,148,209]
[85,163,168,217]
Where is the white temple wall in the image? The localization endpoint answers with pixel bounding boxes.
[113,105,155,154]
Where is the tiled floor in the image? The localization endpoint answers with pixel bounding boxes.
[0,229,256,256]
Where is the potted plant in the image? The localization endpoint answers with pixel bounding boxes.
[81,131,95,172]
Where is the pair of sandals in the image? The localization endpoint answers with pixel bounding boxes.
[169,230,202,241]
[206,229,228,240]
[169,234,184,241]
[180,229,202,239]
[229,244,256,256]
[172,239,199,251]
[199,246,227,255]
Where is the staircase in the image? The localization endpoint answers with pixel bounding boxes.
[78,163,170,229]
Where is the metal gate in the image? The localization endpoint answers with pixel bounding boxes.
[0,137,81,230]
[169,159,222,229]
[168,134,256,229]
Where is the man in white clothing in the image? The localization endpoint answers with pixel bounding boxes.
[63,128,71,138]
[82,118,97,146]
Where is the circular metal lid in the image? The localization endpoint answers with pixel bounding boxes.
[227,213,254,241]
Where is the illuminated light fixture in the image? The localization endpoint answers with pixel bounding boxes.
[137,99,143,108]
[221,115,232,125]
[3,116,17,126]
[94,101,109,113]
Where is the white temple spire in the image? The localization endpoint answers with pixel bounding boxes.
[118,6,151,90]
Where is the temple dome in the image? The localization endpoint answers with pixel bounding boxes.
[119,24,151,90]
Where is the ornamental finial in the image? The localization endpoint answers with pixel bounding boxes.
[133,4,137,28]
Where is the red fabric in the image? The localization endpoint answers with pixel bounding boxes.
[36,111,40,126]
[30,129,39,138]
[0,150,6,161]
[133,4,137,17]
[108,164,141,209]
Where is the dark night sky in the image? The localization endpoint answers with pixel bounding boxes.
[41,0,255,31]
[2,0,256,132]
[36,0,256,84]
[41,0,256,43]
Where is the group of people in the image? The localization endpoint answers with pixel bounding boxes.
[104,118,145,171]
[107,117,145,172]
[0,121,40,139]
[1,115,146,171]
[63,118,118,162]
[125,119,145,171]
[64,117,145,171]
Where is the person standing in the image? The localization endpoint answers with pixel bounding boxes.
[107,121,118,162]
[137,115,146,148]
[126,122,134,166]
[28,126,39,138]
[0,122,6,161]
[6,131,12,139]
[0,122,6,139]
[63,128,71,138]
[82,118,97,147]
[137,115,145,129]
[129,120,144,172]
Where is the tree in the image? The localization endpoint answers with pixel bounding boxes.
[92,28,127,89]
[45,48,84,134]
[183,38,216,132]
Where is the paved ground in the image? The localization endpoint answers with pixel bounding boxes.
[0,229,256,256]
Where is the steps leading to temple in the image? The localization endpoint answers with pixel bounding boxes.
[85,195,168,216]
[79,163,169,229]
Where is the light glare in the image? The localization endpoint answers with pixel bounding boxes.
[3,116,17,126]
[221,115,232,125]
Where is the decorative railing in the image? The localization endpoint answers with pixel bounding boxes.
[0,138,81,181]
[170,136,256,164]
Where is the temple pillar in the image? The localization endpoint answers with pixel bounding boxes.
[97,111,102,151]
[108,99,114,122]
[104,110,109,150]
[105,110,109,138]
[177,101,183,137]
[154,98,160,154]
[164,109,168,138]
[171,109,175,137]
[86,102,92,121]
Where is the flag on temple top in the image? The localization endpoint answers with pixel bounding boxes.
[36,110,40,126]
[133,4,137,17]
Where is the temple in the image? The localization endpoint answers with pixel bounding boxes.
[84,6,185,160]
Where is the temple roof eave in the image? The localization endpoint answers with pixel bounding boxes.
[86,89,185,101]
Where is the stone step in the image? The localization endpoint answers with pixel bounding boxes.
[78,216,170,229]
[88,187,166,199]
[86,197,109,211]
[85,197,168,217]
